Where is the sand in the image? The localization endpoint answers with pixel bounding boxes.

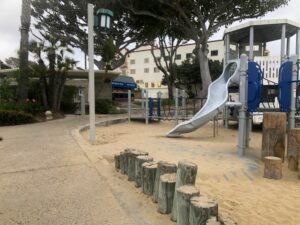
[81,120,300,225]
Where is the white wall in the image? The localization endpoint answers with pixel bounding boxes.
[124,40,224,98]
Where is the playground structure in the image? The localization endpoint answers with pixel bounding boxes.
[128,19,300,156]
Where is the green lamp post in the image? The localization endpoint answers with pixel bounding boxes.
[94,8,114,33]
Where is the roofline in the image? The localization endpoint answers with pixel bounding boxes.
[131,39,223,53]
[223,19,300,39]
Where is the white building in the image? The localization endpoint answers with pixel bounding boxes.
[121,40,224,98]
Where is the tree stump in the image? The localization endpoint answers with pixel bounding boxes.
[171,160,198,221]
[206,217,221,225]
[264,156,282,179]
[157,173,176,214]
[189,195,218,225]
[135,155,153,187]
[119,151,126,174]
[127,150,148,181]
[114,153,121,171]
[153,161,177,203]
[176,185,200,225]
[142,161,158,195]
[287,129,300,171]
[261,112,286,162]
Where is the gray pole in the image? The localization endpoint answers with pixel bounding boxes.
[88,4,96,143]
[249,26,254,61]
[287,37,291,57]
[225,34,230,67]
[289,55,297,130]
[281,24,286,63]
[128,90,131,122]
[296,29,300,59]
[238,54,249,156]
[141,89,145,118]
[80,87,86,116]
[145,90,149,125]
[175,88,179,124]
[182,90,186,120]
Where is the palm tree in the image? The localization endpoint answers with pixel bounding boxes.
[18,0,32,102]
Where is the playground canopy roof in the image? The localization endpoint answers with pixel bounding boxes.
[112,75,137,89]
[224,19,300,43]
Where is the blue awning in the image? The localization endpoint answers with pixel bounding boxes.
[112,75,137,89]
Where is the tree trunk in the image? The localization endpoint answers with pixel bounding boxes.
[157,173,176,214]
[153,161,177,203]
[18,0,32,102]
[171,160,198,221]
[261,113,286,161]
[264,156,282,179]
[287,129,300,171]
[56,75,66,112]
[198,42,212,98]
[127,150,148,181]
[176,185,200,225]
[189,196,218,225]
[39,74,49,109]
[135,155,153,188]
[142,161,157,195]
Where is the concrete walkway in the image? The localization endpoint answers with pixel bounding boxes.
[0,115,136,225]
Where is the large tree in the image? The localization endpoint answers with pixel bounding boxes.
[31,0,149,70]
[18,0,32,102]
[120,0,289,96]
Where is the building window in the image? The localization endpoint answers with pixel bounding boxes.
[144,68,149,73]
[130,59,135,64]
[186,53,193,59]
[151,82,155,88]
[164,56,170,61]
[144,58,149,63]
[145,82,149,88]
[211,50,218,56]
[154,67,160,73]
[130,69,136,74]
[136,80,144,84]
[175,54,181,60]
[157,82,161,88]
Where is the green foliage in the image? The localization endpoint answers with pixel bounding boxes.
[161,98,175,106]
[175,59,223,97]
[0,110,34,126]
[95,99,112,114]
[0,102,44,116]
[60,86,78,113]
[95,99,125,114]
[101,36,117,66]
[0,78,14,101]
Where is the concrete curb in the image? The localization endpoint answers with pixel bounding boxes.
[78,117,128,133]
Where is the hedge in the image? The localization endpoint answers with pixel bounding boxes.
[0,110,35,126]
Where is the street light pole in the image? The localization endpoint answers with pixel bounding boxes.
[88,3,96,143]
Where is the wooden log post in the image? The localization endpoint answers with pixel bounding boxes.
[264,156,282,179]
[114,153,121,171]
[119,149,132,175]
[176,185,200,225]
[127,150,148,181]
[142,161,158,195]
[152,161,177,203]
[287,129,300,171]
[171,160,198,222]
[157,173,176,214]
[189,196,218,225]
[135,155,153,188]
[261,112,286,161]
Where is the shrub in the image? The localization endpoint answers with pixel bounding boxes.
[0,102,44,116]
[0,110,34,126]
[95,99,112,114]
[161,98,175,107]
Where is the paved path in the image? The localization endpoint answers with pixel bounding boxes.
[0,115,136,225]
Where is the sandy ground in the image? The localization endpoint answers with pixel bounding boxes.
[81,120,300,225]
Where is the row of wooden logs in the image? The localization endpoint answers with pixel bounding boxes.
[262,112,300,180]
[115,149,235,225]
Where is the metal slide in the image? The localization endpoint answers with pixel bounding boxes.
[166,60,240,137]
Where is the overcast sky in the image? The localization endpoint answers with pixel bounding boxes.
[0,0,300,68]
